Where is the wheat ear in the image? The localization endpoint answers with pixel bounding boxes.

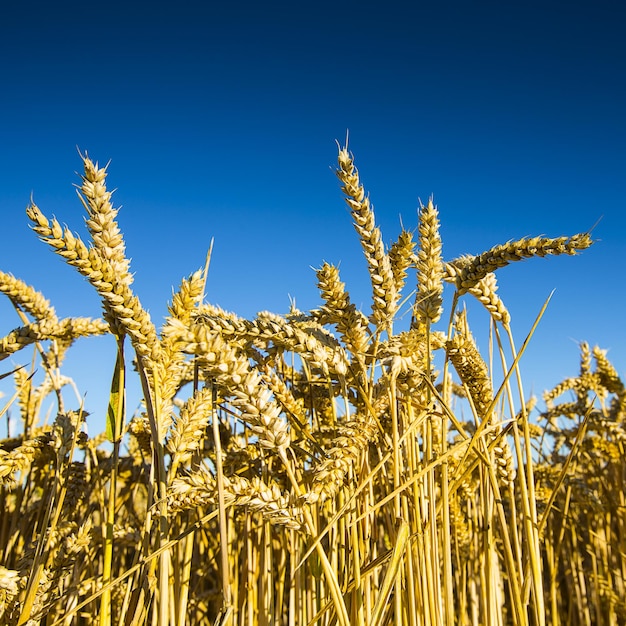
[453,233,592,294]
[414,197,444,325]
[26,204,160,365]
[336,145,397,330]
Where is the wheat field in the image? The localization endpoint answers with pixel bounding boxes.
[0,146,624,625]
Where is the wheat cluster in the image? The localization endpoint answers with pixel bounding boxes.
[1,147,621,626]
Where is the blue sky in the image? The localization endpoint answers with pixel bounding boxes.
[1,1,625,432]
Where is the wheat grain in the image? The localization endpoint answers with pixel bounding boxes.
[167,465,303,529]
[389,229,416,297]
[77,154,132,285]
[159,270,206,410]
[414,198,444,325]
[593,346,625,398]
[166,387,213,471]
[446,311,493,421]
[27,203,161,364]
[0,271,57,323]
[336,146,397,330]
[453,233,593,294]
[314,262,370,360]
[0,435,54,485]
[465,272,510,325]
[308,415,378,502]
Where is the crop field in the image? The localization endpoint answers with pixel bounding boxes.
[0,146,624,625]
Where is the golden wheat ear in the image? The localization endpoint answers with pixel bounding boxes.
[336,145,397,331]
[414,197,444,325]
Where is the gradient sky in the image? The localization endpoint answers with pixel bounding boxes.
[1,1,625,433]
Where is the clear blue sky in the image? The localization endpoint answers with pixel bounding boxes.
[1,1,625,432]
